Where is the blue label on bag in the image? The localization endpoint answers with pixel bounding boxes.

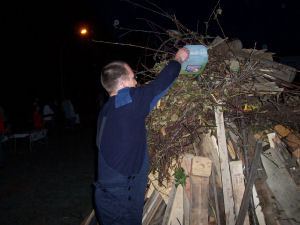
[185,65,202,72]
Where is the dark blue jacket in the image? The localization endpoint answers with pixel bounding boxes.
[94,60,181,225]
[97,60,181,176]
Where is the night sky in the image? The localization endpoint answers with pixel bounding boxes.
[1,0,299,129]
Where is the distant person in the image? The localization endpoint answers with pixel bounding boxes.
[33,105,44,130]
[62,97,76,128]
[94,48,189,224]
[43,101,55,135]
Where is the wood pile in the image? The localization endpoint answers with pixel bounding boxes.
[143,36,300,224]
[143,128,300,225]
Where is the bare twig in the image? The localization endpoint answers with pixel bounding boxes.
[91,39,175,55]
[122,0,173,21]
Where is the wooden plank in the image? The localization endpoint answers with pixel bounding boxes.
[190,157,212,225]
[166,184,184,225]
[198,133,222,186]
[229,161,250,225]
[252,186,266,225]
[142,190,164,225]
[214,106,235,225]
[236,50,297,82]
[235,141,262,225]
[183,185,190,225]
[182,154,192,225]
[192,156,212,177]
[261,148,300,225]
[148,200,167,225]
[80,210,98,225]
[227,140,236,160]
[212,167,221,225]
[292,148,300,165]
[254,179,289,225]
[162,184,177,225]
[182,154,193,201]
[267,133,291,164]
[190,176,210,225]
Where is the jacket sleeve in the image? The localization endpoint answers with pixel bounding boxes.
[133,60,181,114]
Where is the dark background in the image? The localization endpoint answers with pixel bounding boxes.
[1,0,299,131]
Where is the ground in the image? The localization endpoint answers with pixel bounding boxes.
[0,120,97,225]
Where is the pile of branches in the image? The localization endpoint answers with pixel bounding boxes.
[145,40,300,182]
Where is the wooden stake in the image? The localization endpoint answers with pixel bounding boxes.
[215,106,235,225]
[229,161,250,225]
[235,141,262,225]
[212,167,221,225]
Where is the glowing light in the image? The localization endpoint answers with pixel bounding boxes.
[80,28,87,35]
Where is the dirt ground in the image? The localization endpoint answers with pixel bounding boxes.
[0,122,97,225]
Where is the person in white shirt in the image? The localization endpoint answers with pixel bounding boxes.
[43,102,54,135]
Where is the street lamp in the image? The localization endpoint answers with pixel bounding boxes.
[80,28,88,35]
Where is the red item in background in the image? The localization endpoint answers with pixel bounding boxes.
[0,115,4,135]
[33,112,44,129]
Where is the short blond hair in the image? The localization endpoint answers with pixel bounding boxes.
[101,61,129,94]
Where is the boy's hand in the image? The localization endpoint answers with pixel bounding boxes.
[174,48,190,63]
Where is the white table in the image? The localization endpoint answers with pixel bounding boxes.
[12,129,48,152]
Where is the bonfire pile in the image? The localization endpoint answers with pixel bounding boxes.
[144,36,300,183]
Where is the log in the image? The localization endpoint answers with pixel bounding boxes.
[215,106,235,225]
